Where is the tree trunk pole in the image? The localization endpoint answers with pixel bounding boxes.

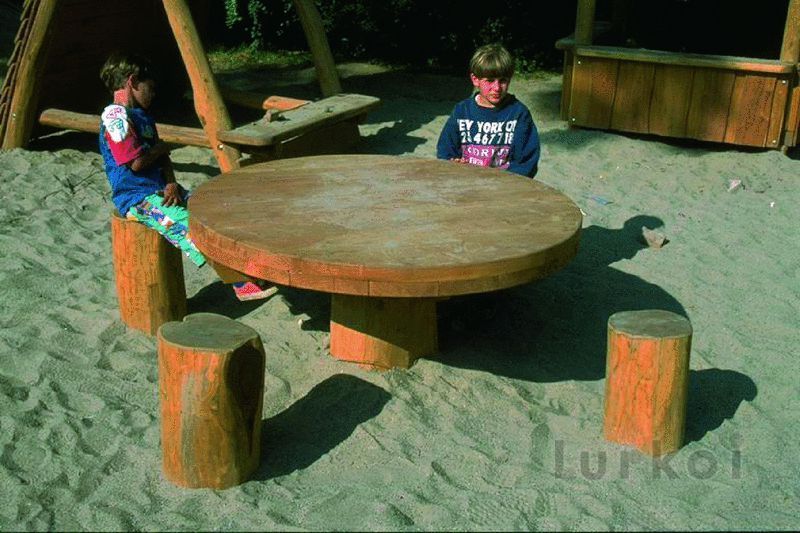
[162,0,240,172]
[2,0,58,149]
[292,0,342,97]
[781,0,800,63]
[574,0,597,46]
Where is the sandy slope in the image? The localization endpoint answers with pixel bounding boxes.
[0,62,798,530]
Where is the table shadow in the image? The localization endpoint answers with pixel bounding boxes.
[436,214,682,382]
[187,280,272,319]
[253,374,391,480]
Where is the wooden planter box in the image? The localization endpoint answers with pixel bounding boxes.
[557,40,800,150]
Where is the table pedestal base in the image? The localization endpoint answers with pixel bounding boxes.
[330,294,438,369]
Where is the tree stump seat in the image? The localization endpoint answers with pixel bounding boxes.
[603,309,693,456]
[110,209,186,336]
[157,313,266,489]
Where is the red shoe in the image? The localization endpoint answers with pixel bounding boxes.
[232,281,278,301]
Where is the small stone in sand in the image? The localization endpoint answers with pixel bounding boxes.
[727,179,744,192]
[641,226,668,249]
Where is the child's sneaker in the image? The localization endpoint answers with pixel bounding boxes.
[232,280,278,301]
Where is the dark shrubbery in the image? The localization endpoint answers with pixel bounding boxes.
[212,1,577,73]
[211,1,791,72]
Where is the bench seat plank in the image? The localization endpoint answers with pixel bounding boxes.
[217,93,380,147]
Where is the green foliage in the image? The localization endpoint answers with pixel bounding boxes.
[223,0,268,48]
[212,0,577,72]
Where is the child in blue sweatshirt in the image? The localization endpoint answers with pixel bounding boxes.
[437,43,540,178]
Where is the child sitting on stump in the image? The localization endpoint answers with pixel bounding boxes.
[98,52,275,301]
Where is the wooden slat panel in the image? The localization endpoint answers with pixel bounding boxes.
[686,69,735,142]
[610,61,655,134]
[724,74,777,147]
[648,65,694,138]
[569,56,618,129]
[766,77,790,148]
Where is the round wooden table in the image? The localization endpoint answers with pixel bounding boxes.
[189,154,582,369]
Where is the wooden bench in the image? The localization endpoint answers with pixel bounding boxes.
[39,92,380,160]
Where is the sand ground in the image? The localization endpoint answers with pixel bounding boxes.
[0,56,799,531]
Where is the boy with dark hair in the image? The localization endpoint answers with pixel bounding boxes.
[99,52,275,301]
[436,43,540,178]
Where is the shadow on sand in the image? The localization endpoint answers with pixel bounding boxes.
[434,214,757,440]
[254,374,391,480]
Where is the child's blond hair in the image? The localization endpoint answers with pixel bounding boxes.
[469,44,515,80]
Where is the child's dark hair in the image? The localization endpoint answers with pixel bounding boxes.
[99,52,155,92]
[469,44,515,80]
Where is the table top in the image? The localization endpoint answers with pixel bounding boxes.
[188,154,582,297]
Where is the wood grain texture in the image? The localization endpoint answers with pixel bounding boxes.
[575,45,796,74]
[110,210,186,336]
[188,155,582,298]
[569,56,618,129]
[603,310,692,456]
[648,65,694,138]
[781,0,800,63]
[157,313,265,489]
[611,61,655,134]
[766,76,790,148]
[724,73,777,147]
[330,295,437,369]
[39,108,211,147]
[686,69,736,142]
[217,94,380,147]
[2,0,58,149]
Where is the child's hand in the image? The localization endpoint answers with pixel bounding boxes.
[450,157,468,164]
[161,183,182,207]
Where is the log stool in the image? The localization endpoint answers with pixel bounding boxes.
[603,310,692,456]
[157,313,266,489]
[111,209,186,336]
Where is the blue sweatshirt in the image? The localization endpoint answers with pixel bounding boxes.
[99,105,166,216]
[436,94,540,178]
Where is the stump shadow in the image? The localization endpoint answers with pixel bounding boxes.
[436,214,689,382]
[685,368,757,444]
[255,374,391,480]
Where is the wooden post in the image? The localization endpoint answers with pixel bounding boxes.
[157,313,266,489]
[292,0,342,97]
[781,0,800,63]
[574,0,597,46]
[604,310,692,456]
[330,295,437,370]
[110,210,186,336]
[162,0,240,172]
[2,0,58,149]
